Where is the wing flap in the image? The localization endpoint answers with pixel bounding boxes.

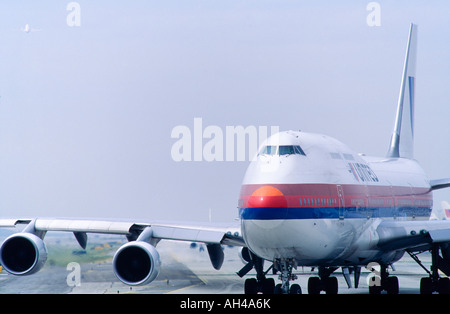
[151,225,226,244]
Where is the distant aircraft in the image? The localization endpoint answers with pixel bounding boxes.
[2,23,450,294]
[441,201,450,219]
[21,24,41,33]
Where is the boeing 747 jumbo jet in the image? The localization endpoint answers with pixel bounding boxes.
[1,24,450,294]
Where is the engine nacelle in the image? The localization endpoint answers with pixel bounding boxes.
[239,247,252,264]
[441,243,450,261]
[113,241,161,286]
[0,233,47,276]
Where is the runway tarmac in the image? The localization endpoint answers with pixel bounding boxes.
[0,237,435,294]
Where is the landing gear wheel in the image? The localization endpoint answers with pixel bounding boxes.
[420,277,431,294]
[262,278,275,294]
[438,277,450,294]
[244,278,258,294]
[274,258,299,294]
[289,284,302,294]
[369,284,382,295]
[240,250,277,294]
[308,276,321,294]
[421,277,450,294]
[386,276,399,294]
[274,284,283,294]
[307,276,338,294]
[416,245,450,294]
[367,264,398,294]
[244,278,275,294]
[368,276,398,294]
[325,276,338,294]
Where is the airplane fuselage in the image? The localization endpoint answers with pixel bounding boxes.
[238,131,433,267]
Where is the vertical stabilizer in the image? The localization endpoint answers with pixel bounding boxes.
[442,201,450,220]
[387,23,418,159]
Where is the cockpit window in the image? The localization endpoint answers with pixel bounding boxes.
[260,145,277,155]
[259,145,306,156]
[294,145,306,156]
[294,145,306,155]
[279,145,295,155]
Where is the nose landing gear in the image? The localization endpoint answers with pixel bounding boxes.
[238,250,301,294]
[273,258,301,294]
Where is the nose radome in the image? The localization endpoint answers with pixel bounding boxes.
[247,186,288,208]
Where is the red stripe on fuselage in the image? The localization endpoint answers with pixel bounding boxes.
[239,183,432,209]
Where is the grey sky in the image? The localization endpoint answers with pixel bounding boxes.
[0,1,449,223]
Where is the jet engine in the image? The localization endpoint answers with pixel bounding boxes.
[239,247,252,264]
[0,233,48,276]
[113,241,161,286]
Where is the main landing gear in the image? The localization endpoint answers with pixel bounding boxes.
[307,267,339,294]
[366,264,399,294]
[239,247,450,294]
[408,244,450,294]
[238,248,341,294]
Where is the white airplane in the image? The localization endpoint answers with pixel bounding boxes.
[21,24,41,33]
[1,23,450,294]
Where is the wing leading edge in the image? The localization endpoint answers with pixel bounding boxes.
[0,218,244,246]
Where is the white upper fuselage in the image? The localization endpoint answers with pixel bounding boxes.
[238,131,433,266]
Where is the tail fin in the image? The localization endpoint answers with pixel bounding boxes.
[387,23,418,159]
[443,201,450,219]
[431,201,450,220]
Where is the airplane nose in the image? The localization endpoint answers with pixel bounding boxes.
[248,186,287,208]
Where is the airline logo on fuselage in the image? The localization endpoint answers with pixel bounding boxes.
[348,162,379,183]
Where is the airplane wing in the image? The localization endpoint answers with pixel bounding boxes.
[0,217,244,283]
[376,219,450,253]
[0,218,244,247]
[376,178,450,254]
[430,178,450,190]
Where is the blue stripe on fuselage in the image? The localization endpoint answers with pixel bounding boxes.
[239,206,432,220]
